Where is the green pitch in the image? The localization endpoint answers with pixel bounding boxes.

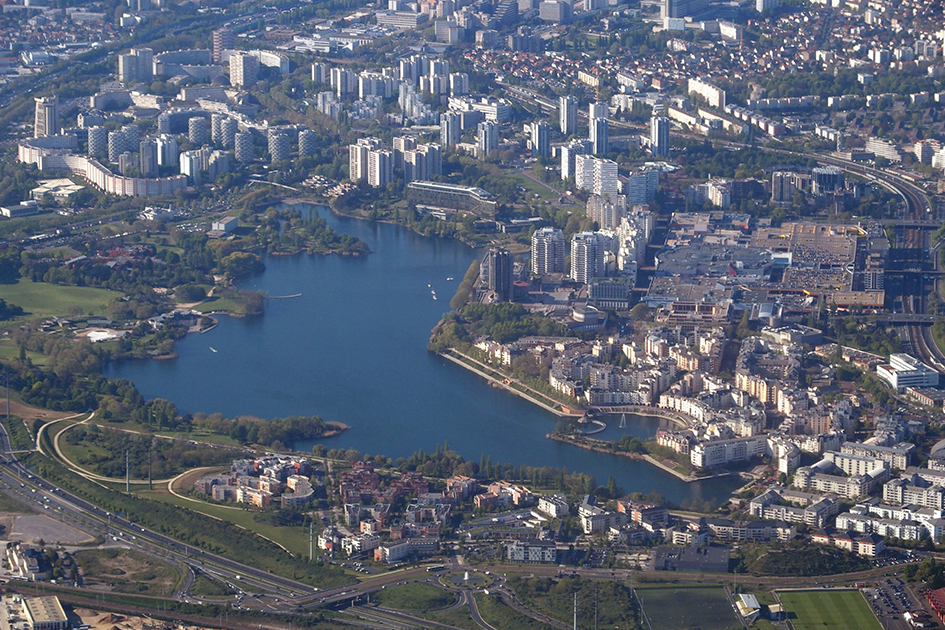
[778,590,882,630]
[635,585,741,630]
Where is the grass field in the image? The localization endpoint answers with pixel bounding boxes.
[1,279,121,319]
[779,590,881,630]
[474,593,548,630]
[635,585,741,630]
[136,488,313,557]
[74,548,180,597]
[373,582,457,611]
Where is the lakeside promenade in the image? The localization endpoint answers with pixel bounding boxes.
[440,347,729,483]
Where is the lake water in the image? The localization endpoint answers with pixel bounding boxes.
[107,205,742,505]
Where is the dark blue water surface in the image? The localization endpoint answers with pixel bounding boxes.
[107,205,742,505]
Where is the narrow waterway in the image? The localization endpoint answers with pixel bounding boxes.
[107,205,742,505]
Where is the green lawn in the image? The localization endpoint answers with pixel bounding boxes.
[635,585,741,630]
[138,488,314,557]
[474,593,548,630]
[373,582,457,611]
[191,295,243,313]
[0,279,121,319]
[778,590,881,630]
[509,172,557,201]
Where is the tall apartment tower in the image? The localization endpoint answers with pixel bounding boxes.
[33,95,59,138]
[477,121,499,158]
[156,134,178,166]
[268,131,290,162]
[367,149,392,188]
[529,120,551,160]
[230,52,259,88]
[298,129,317,157]
[234,131,254,163]
[188,116,208,145]
[531,226,566,275]
[559,95,577,136]
[139,138,158,177]
[212,27,234,63]
[483,247,514,302]
[570,231,605,284]
[117,48,153,85]
[349,137,382,182]
[133,48,153,83]
[393,136,418,169]
[220,118,238,149]
[330,67,356,98]
[560,139,590,180]
[87,125,107,156]
[311,62,329,84]
[440,112,461,146]
[650,116,670,158]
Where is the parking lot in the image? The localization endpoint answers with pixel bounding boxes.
[865,577,936,629]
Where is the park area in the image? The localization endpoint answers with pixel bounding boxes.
[778,590,881,630]
[635,585,740,630]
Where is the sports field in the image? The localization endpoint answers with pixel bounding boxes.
[778,590,881,630]
[635,585,740,630]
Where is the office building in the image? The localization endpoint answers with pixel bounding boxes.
[531,226,566,275]
[440,112,461,146]
[811,166,844,195]
[570,231,605,284]
[234,131,254,163]
[298,129,317,157]
[268,131,290,162]
[662,0,709,18]
[87,125,107,156]
[230,52,259,88]
[625,168,659,204]
[368,149,392,188]
[650,116,670,157]
[139,138,158,177]
[33,96,59,139]
[22,596,68,630]
[876,354,940,391]
[212,27,234,63]
[477,121,499,158]
[539,0,571,22]
[529,120,551,160]
[771,171,795,203]
[590,117,608,155]
[188,116,208,145]
[560,95,577,135]
[483,247,514,301]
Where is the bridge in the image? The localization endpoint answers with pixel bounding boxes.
[886,220,941,228]
[831,313,937,325]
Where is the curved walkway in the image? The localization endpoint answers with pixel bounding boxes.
[49,415,177,485]
[166,468,246,512]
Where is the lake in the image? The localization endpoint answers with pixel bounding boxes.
[107,204,743,505]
